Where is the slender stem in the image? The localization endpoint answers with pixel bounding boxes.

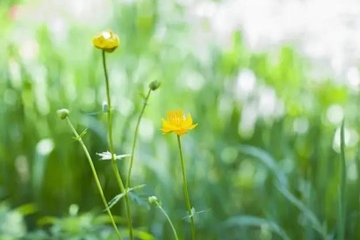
[65,117,122,240]
[155,201,180,240]
[102,50,115,156]
[356,150,360,237]
[176,135,196,240]
[102,50,134,240]
[126,89,152,188]
[357,149,360,215]
[338,120,346,240]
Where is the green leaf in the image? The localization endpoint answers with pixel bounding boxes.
[237,144,288,186]
[72,128,88,141]
[79,128,88,138]
[106,193,126,211]
[276,184,327,239]
[105,184,146,211]
[224,215,290,240]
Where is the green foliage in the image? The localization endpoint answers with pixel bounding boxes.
[1,1,360,240]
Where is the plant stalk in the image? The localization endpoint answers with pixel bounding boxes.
[155,200,179,240]
[65,117,122,240]
[102,50,134,240]
[176,135,196,240]
[338,120,346,240]
[126,89,152,188]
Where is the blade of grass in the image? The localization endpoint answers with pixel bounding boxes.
[338,120,346,240]
[356,148,360,238]
[238,144,327,239]
[224,215,290,240]
[237,144,288,187]
[276,184,327,239]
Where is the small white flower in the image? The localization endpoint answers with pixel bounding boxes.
[96,151,131,161]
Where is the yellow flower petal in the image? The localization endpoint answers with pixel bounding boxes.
[92,29,120,53]
[187,123,198,130]
[160,110,197,136]
[183,114,193,127]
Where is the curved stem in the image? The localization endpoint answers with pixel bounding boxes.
[102,50,134,240]
[176,135,196,240]
[126,89,152,188]
[65,117,122,240]
[155,201,179,240]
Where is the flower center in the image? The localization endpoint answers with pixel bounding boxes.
[167,110,185,125]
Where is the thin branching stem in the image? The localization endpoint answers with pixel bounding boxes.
[126,89,152,188]
[155,200,179,240]
[65,117,122,240]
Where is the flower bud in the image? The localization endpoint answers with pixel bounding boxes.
[149,80,161,91]
[92,29,120,53]
[57,108,69,120]
[148,196,158,204]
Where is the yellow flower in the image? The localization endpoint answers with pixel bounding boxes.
[92,29,120,53]
[161,110,197,136]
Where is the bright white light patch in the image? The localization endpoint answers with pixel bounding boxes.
[102,31,111,39]
[333,127,359,152]
[36,139,54,156]
[326,105,344,125]
[139,118,155,142]
[235,69,257,101]
[346,67,360,88]
[293,118,309,134]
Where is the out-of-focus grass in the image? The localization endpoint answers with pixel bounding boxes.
[1,1,360,239]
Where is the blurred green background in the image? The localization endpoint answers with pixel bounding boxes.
[1,0,360,239]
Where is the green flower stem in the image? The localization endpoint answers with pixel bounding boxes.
[155,200,179,240]
[176,135,196,240]
[65,117,122,240]
[126,89,152,189]
[102,50,134,240]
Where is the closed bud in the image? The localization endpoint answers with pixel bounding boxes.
[57,108,69,120]
[149,80,161,91]
[148,196,158,204]
[92,29,120,53]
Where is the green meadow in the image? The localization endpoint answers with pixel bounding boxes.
[1,1,359,239]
